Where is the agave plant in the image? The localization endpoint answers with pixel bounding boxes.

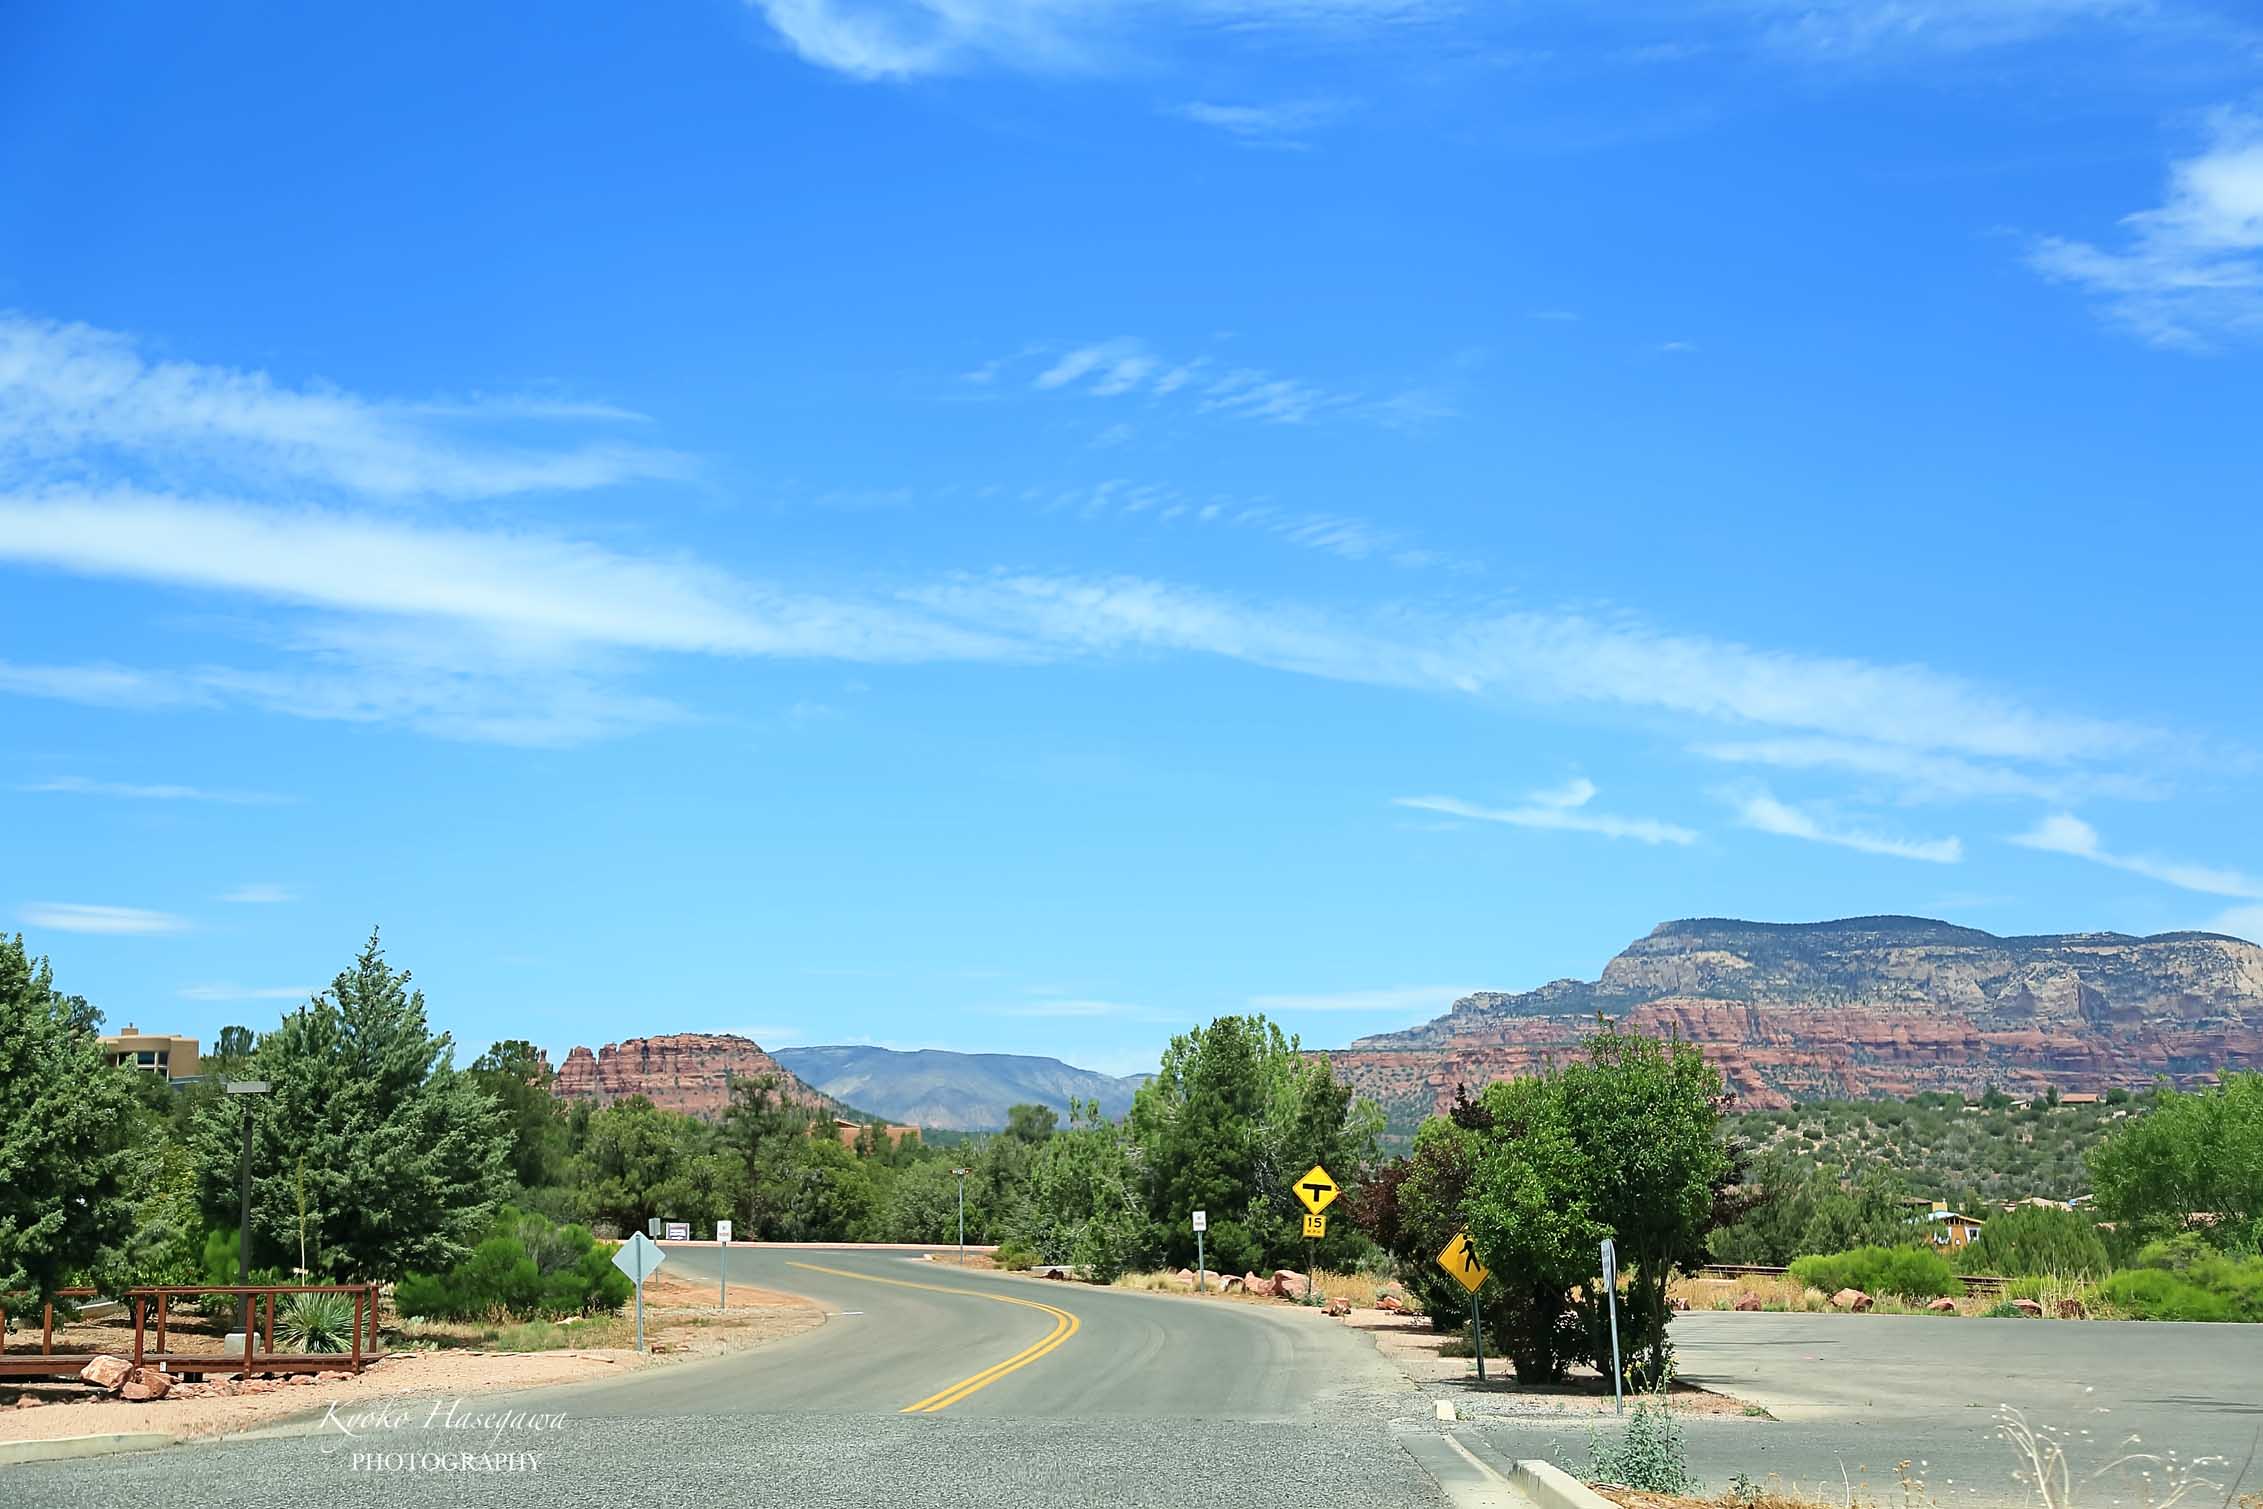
[276,1291,355,1354]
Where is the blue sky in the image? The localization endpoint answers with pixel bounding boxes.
[4,1,2261,1077]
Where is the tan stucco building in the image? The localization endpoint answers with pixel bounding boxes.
[101,1025,200,1083]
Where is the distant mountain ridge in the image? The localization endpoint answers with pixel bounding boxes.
[774,1045,1145,1131]
[1330,914,2263,1125]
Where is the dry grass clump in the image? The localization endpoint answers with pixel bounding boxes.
[1671,1273,1833,1313]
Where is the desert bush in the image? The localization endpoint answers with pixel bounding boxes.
[393,1205,629,1322]
[275,1291,355,1353]
[1788,1245,1956,1300]
[990,1239,1041,1271]
[1983,1300,2030,1318]
[2101,1250,2263,1322]
[1968,1206,2111,1278]
[1586,1392,1698,1494]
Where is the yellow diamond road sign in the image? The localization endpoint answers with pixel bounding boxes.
[1436,1231,1488,1293]
[1294,1165,1340,1215]
[1302,1213,1328,1239]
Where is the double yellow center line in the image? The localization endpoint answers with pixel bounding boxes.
[788,1261,1081,1413]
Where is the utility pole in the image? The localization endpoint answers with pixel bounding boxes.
[952,1168,969,1266]
[225,1081,270,1332]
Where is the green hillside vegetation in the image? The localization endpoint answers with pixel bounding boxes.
[1724,1088,2141,1209]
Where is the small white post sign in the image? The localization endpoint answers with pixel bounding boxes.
[716,1219,733,1310]
[1192,1210,1207,1295]
[613,1231,667,1352]
[664,1220,690,1242]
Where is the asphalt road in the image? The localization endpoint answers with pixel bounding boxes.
[1474,1312,2263,1506]
[7,1246,1453,1509]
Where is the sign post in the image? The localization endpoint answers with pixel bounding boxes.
[1600,1237,1623,1415]
[716,1219,733,1310]
[953,1168,970,1268]
[1435,1232,1491,1384]
[612,1231,667,1353]
[1192,1209,1207,1294]
[1294,1165,1340,1310]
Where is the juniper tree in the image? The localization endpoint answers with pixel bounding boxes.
[0,936,137,1305]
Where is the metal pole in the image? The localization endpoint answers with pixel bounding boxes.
[634,1277,645,1353]
[719,1234,727,1312]
[1606,1277,1624,1414]
[239,1101,253,1285]
[1471,1291,1485,1384]
[1197,1230,1205,1295]
[957,1173,966,1267]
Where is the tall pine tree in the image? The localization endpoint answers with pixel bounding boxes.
[195,930,510,1282]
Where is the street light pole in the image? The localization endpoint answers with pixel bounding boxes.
[952,1168,969,1267]
[225,1082,270,1329]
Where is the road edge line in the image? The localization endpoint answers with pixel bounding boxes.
[0,1431,174,1467]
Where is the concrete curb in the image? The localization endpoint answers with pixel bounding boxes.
[0,1431,174,1466]
[1507,1457,1619,1509]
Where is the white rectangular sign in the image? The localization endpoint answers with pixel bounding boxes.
[1191,1210,1207,1232]
[716,1219,733,1245]
[664,1221,691,1242]
[1600,1237,1617,1287]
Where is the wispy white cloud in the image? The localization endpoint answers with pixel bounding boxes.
[1249,983,1474,1013]
[1749,0,2152,58]
[992,337,1439,428]
[1166,98,1350,145]
[2030,108,2263,348]
[1394,779,1698,845]
[0,487,2159,765]
[0,489,1014,663]
[746,0,1444,80]
[219,883,294,904]
[2011,813,2263,897]
[1736,791,1963,863]
[179,982,315,1001]
[0,313,686,499]
[22,775,289,804]
[1691,736,2164,804]
[0,659,213,711]
[20,902,190,935]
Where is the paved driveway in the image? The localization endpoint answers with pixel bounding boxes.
[1477,1312,2263,1505]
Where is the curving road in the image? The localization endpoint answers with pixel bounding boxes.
[556,1243,1407,1419]
[12,1245,1456,1509]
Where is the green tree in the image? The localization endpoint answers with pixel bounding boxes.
[212,1025,256,1063]
[2088,1075,2263,1252]
[193,931,511,1281]
[1966,1205,2111,1277]
[574,1096,694,1234]
[1004,1103,1058,1144]
[1130,1015,1379,1272]
[469,1040,567,1190]
[1008,1099,1145,1279]
[0,937,137,1305]
[1556,1028,1734,1387]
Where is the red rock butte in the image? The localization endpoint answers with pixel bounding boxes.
[552,1032,834,1119]
[1326,915,2263,1123]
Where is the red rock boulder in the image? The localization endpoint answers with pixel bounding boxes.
[79,1355,132,1391]
[1927,1297,1959,1314]
[1830,1288,1873,1312]
[1733,1295,1766,1312]
[118,1367,172,1402]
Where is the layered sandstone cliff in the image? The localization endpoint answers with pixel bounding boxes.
[1331,916,2263,1121]
[551,1033,836,1119]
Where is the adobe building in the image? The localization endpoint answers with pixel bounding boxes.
[100,1024,201,1084]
